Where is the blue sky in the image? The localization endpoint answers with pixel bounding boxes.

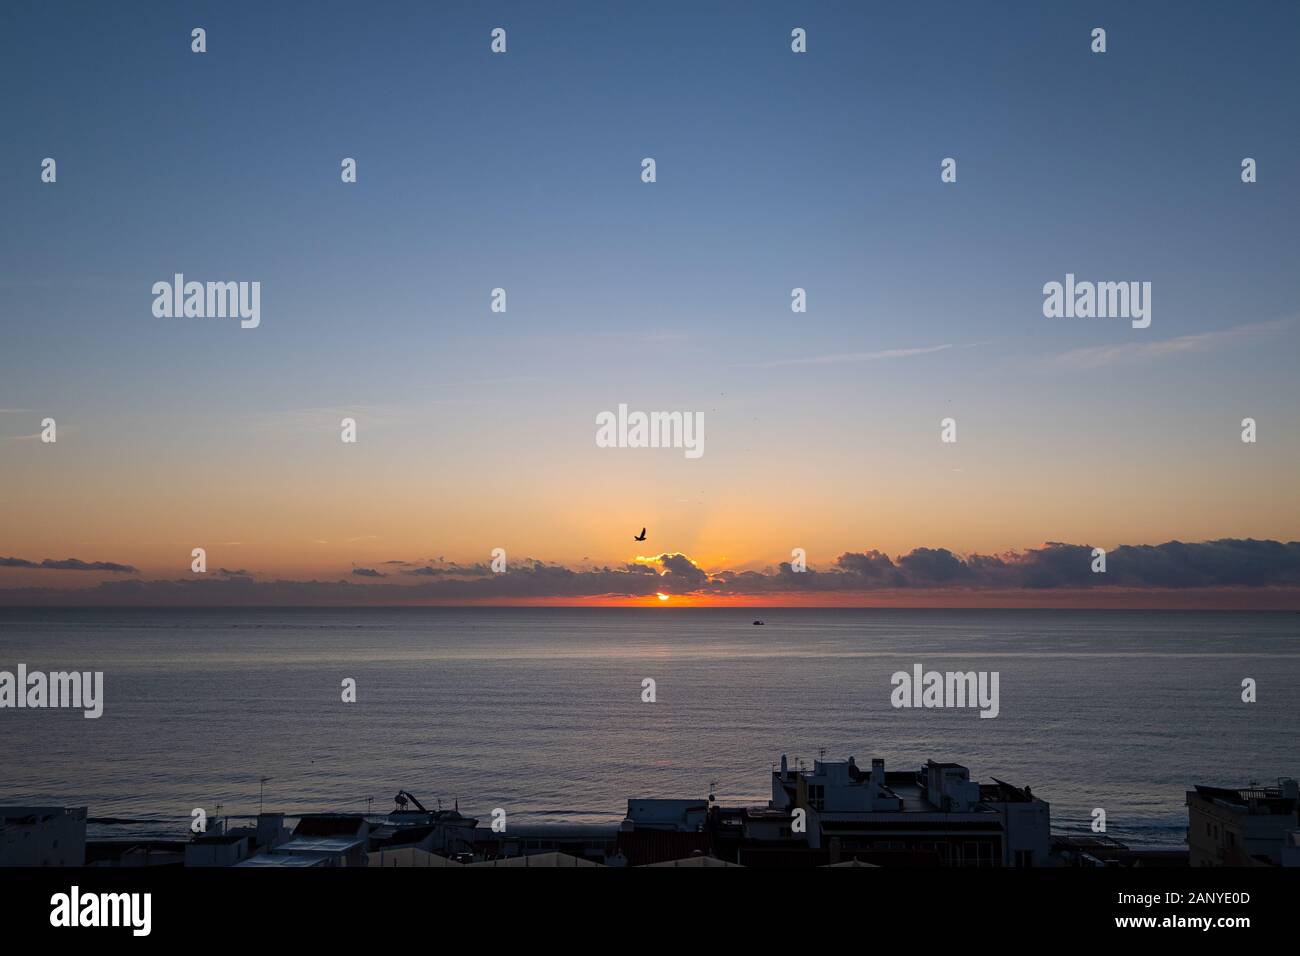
[1,1,1297,598]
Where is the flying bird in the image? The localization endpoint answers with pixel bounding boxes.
[633,528,646,541]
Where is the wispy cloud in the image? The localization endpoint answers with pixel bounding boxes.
[1047,319,1292,369]
[251,405,420,434]
[0,412,67,443]
[737,343,970,369]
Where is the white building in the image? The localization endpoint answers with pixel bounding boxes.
[0,806,86,866]
[624,799,710,831]
[184,833,252,867]
[1186,779,1300,866]
[237,813,370,867]
[770,755,1051,866]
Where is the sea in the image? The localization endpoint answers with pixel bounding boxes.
[1,607,1296,847]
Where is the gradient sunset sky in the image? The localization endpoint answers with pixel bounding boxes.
[2,2,1297,605]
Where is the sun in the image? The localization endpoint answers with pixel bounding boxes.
[656,592,670,602]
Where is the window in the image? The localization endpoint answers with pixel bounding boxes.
[961,841,995,867]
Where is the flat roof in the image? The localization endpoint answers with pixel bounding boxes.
[277,836,365,854]
[470,852,602,867]
[235,851,333,867]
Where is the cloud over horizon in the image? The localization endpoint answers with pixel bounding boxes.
[1,539,1298,607]
[0,555,139,574]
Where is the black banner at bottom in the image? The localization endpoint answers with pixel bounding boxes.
[0,865,1289,941]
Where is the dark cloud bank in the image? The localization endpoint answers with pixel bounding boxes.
[0,556,138,574]
[1,539,1299,606]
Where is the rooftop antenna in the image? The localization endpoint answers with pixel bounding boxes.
[818,747,827,761]
[708,780,718,803]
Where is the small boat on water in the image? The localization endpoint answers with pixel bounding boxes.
[752,620,765,626]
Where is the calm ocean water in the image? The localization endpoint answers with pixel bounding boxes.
[1,608,1296,847]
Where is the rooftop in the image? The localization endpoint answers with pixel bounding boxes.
[1192,783,1299,814]
[234,851,334,868]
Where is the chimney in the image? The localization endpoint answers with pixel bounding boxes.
[780,754,788,776]
[872,758,885,784]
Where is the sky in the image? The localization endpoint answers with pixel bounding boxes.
[1,1,1298,606]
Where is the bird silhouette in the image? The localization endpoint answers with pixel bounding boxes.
[633,528,646,541]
